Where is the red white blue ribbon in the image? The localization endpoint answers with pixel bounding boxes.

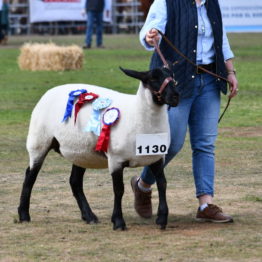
[62,89,87,122]
[95,107,120,152]
[74,92,99,123]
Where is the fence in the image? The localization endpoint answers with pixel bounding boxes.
[9,2,29,35]
[8,0,145,35]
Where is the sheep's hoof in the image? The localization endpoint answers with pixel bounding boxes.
[112,218,127,231]
[83,213,99,224]
[159,224,167,230]
[156,215,167,230]
[89,219,99,224]
[18,208,31,222]
[19,218,31,223]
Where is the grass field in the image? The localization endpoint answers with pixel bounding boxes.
[0,34,261,262]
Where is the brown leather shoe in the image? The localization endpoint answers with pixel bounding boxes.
[196,204,234,223]
[130,176,152,218]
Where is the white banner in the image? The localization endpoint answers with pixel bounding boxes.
[29,0,112,23]
[29,0,262,32]
[219,0,262,32]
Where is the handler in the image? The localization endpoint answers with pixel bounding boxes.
[131,0,238,223]
[0,0,9,45]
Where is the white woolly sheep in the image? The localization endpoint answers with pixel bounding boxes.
[18,66,179,230]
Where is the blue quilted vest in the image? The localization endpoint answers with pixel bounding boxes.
[150,0,228,98]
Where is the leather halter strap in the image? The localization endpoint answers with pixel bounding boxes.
[153,76,174,101]
[150,39,176,101]
[159,76,174,94]
[152,39,176,101]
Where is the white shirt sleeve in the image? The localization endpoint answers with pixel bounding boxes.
[104,0,111,11]
[219,0,234,60]
[82,0,86,10]
[139,0,167,50]
[222,25,234,61]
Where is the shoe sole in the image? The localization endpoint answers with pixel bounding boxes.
[130,176,138,193]
[195,217,234,223]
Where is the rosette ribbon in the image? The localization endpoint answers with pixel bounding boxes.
[74,92,99,123]
[84,97,112,136]
[62,89,87,122]
[95,107,120,152]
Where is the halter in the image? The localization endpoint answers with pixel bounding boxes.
[153,76,176,102]
[151,38,177,102]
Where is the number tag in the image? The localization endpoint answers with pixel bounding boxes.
[136,133,169,156]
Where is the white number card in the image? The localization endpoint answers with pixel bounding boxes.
[136,133,169,156]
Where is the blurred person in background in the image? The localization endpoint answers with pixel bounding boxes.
[0,0,2,41]
[0,0,9,45]
[82,0,111,49]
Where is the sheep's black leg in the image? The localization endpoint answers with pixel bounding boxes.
[18,137,60,222]
[111,168,126,230]
[70,164,98,224]
[149,159,169,229]
[18,164,42,222]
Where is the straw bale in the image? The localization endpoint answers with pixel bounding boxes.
[18,43,84,71]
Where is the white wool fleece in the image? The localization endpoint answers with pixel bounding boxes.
[26,83,170,172]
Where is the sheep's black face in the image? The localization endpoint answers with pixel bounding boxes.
[120,66,179,107]
[147,67,179,107]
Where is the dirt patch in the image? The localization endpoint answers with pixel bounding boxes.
[220,126,262,137]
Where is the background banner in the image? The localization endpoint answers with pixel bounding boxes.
[29,0,262,32]
[219,0,262,32]
[29,0,112,23]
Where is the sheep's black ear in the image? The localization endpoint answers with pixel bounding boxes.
[119,67,149,83]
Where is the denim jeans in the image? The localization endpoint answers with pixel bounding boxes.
[141,73,221,197]
[85,11,103,47]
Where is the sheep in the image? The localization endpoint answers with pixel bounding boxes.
[18,65,179,230]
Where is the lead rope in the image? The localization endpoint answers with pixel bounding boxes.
[153,38,169,68]
[155,30,232,123]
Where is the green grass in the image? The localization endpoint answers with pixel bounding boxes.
[0,36,149,125]
[0,34,261,262]
[1,34,262,127]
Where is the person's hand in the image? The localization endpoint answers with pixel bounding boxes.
[145,28,160,47]
[81,9,86,17]
[227,73,238,98]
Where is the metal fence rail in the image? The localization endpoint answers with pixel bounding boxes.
[9,2,30,34]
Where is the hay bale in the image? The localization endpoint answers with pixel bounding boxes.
[18,43,84,71]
